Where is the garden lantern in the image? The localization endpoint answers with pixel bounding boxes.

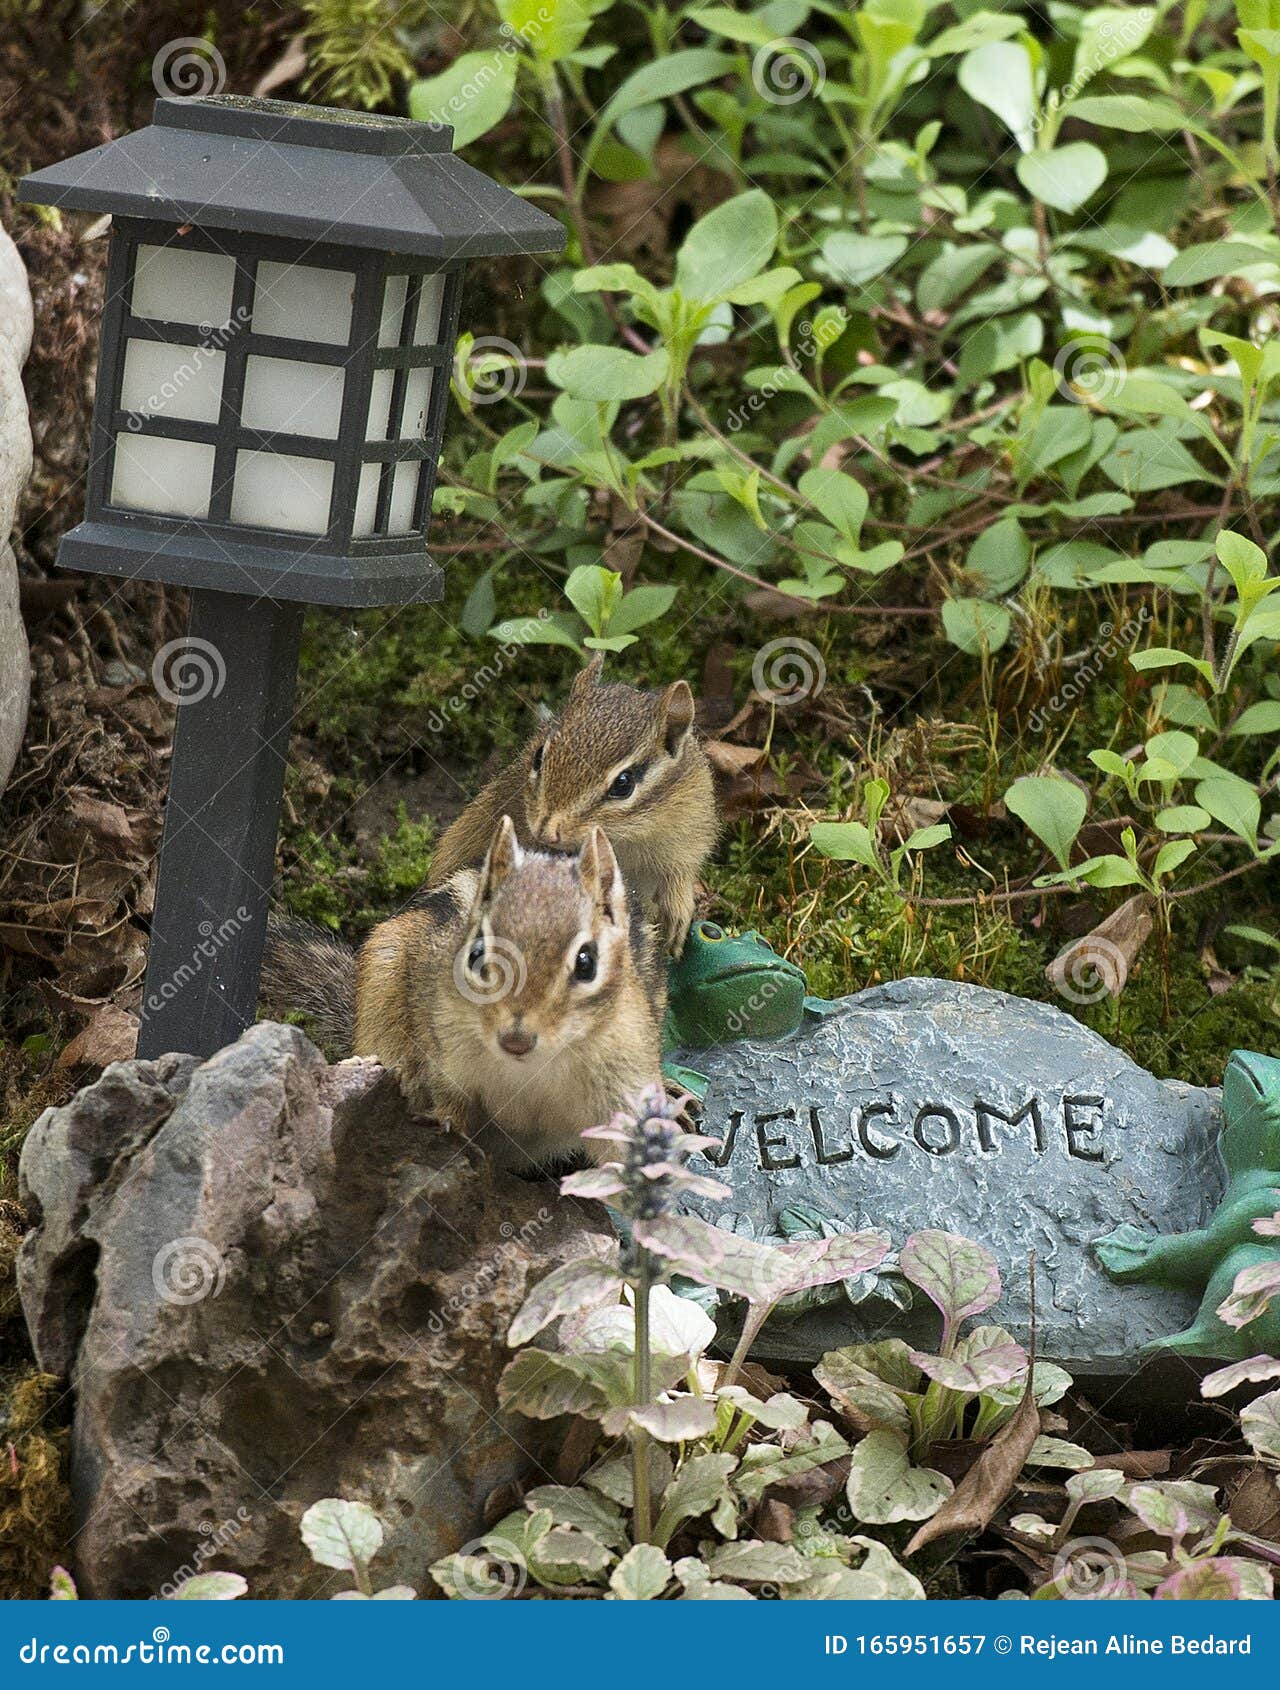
[20,94,564,1059]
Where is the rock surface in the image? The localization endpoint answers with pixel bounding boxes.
[675,977,1224,1378]
[0,219,32,795]
[18,1023,613,1599]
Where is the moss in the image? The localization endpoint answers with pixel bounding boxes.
[0,1370,73,1599]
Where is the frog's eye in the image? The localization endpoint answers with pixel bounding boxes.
[698,922,725,942]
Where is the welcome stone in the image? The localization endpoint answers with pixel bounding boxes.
[671,977,1224,1379]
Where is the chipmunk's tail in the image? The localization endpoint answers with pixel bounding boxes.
[259,915,355,1051]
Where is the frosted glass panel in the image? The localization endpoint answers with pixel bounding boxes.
[241,355,345,439]
[120,339,225,424]
[231,451,333,534]
[387,461,419,534]
[378,275,408,347]
[353,463,381,537]
[366,370,394,440]
[413,274,447,345]
[110,435,214,517]
[132,245,235,328]
[252,261,355,345]
[400,367,435,439]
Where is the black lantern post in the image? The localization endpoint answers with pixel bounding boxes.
[20,95,564,1059]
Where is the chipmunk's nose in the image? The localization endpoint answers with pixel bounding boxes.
[498,1025,537,1057]
[542,818,564,845]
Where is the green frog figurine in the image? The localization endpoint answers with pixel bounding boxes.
[663,921,809,1054]
[1095,1049,1280,1360]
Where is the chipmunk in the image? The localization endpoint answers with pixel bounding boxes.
[351,816,666,1169]
[427,655,719,956]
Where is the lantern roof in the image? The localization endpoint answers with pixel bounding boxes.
[19,95,566,262]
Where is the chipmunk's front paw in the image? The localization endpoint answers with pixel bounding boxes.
[658,882,696,957]
[1095,1223,1160,1282]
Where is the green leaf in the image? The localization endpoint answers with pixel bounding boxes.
[798,466,868,543]
[489,613,583,652]
[809,820,880,870]
[845,1429,953,1525]
[609,1544,672,1600]
[942,597,1012,655]
[1101,429,1217,492]
[818,232,909,289]
[1155,805,1210,834]
[958,40,1038,151]
[652,1452,737,1548]
[1016,144,1107,214]
[564,563,623,636]
[1165,241,1280,287]
[1195,775,1262,850]
[1005,775,1087,873]
[508,1257,622,1345]
[707,1540,813,1584]
[899,1229,1000,1333]
[1230,700,1280,736]
[630,1397,719,1441]
[1130,646,1215,681]
[170,1572,248,1599]
[407,50,517,149]
[676,190,778,302]
[595,47,736,143]
[964,519,1030,595]
[547,343,670,402]
[301,1499,383,1575]
[498,0,611,63]
[1066,94,1184,132]
[608,583,678,635]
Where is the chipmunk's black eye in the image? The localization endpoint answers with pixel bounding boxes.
[607,764,643,800]
[573,943,598,982]
[467,936,486,971]
[531,742,545,776]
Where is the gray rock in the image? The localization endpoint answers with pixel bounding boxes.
[674,977,1223,1379]
[0,220,32,795]
[18,1023,613,1598]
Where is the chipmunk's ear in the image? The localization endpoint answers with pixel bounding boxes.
[577,826,625,926]
[478,814,523,902]
[570,651,605,703]
[658,679,695,757]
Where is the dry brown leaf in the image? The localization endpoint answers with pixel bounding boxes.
[58,1002,138,1069]
[1045,892,1153,1001]
[905,1382,1041,1555]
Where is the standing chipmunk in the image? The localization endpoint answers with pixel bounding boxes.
[427,655,719,956]
[352,816,666,1168]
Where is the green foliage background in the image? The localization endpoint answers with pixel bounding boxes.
[279,0,1280,1078]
